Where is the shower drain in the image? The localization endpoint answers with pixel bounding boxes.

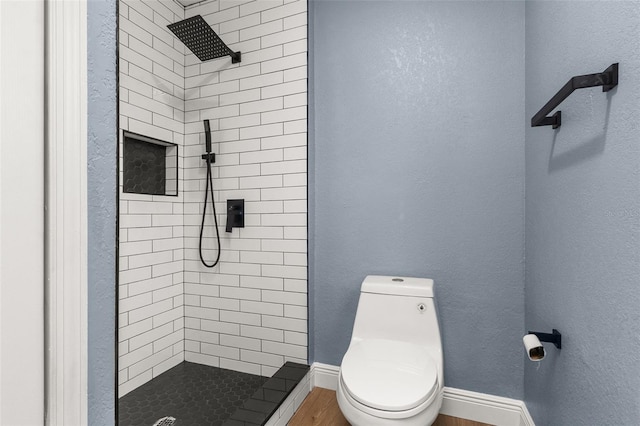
[152,416,176,426]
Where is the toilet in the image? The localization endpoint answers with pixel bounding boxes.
[336,276,444,426]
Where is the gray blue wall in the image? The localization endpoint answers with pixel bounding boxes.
[88,0,117,423]
[87,1,640,421]
[524,2,640,424]
[310,1,526,398]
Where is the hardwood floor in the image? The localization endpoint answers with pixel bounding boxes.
[433,415,492,426]
[289,388,350,426]
[288,388,492,426]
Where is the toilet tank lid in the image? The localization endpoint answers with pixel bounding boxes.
[361,275,434,298]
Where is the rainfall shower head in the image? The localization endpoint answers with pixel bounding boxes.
[168,15,241,63]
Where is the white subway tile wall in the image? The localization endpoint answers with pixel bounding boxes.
[118,0,307,396]
[119,0,186,397]
[182,0,307,378]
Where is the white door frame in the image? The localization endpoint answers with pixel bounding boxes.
[45,0,89,425]
[0,1,89,424]
[0,1,46,424]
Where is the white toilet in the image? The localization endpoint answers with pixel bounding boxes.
[337,275,444,426]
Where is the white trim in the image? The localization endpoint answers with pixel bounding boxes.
[45,0,88,425]
[310,362,340,391]
[440,388,534,426]
[307,362,535,426]
[0,3,4,421]
[519,403,535,426]
[0,1,46,423]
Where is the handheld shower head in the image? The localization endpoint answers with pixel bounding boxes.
[203,119,212,153]
[199,118,221,268]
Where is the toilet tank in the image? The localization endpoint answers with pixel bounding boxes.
[351,276,441,351]
[361,275,434,298]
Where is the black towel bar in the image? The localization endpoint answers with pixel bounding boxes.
[531,63,618,129]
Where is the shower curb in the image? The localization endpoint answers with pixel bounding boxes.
[224,362,311,426]
[264,369,312,426]
[308,362,535,426]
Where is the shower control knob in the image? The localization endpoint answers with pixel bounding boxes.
[417,303,426,313]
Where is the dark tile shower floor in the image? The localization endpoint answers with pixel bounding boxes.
[118,362,268,426]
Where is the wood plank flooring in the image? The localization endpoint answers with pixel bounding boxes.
[289,388,492,426]
[433,414,492,426]
[290,388,350,426]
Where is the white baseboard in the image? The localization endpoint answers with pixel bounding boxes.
[310,362,341,390]
[440,387,535,426]
[308,362,535,426]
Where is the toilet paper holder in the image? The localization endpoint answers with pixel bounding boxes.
[528,329,562,349]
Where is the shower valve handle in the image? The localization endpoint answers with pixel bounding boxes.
[226,199,245,233]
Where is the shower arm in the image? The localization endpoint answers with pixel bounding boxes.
[228,51,241,64]
[211,45,241,64]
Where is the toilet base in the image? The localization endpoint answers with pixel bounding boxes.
[336,374,443,426]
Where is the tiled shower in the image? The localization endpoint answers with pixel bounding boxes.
[117,0,308,400]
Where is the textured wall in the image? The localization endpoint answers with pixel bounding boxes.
[118,0,186,397]
[311,0,526,398]
[524,2,640,424]
[182,0,308,377]
[88,0,117,423]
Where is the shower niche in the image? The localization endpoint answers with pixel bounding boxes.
[123,131,178,196]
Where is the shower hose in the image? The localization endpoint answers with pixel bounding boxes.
[198,154,221,268]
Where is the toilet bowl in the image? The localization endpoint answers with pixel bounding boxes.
[336,276,443,426]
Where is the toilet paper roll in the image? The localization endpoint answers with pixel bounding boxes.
[523,334,545,361]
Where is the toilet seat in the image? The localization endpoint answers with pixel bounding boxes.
[340,339,439,412]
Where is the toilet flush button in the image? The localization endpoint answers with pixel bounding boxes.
[417,303,426,313]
